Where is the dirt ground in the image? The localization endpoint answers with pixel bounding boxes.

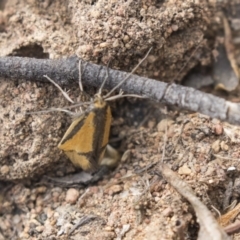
[1,1,240,239]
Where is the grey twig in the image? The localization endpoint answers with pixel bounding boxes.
[68,215,98,235]
[0,56,240,125]
[160,164,230,240]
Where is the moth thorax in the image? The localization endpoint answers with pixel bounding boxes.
[93,94,106,108]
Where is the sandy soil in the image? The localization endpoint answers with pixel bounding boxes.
[1,1,240,239]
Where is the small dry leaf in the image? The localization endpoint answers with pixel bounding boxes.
[218,203,240,227]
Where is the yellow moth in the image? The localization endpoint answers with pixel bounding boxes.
[42,49,151,172]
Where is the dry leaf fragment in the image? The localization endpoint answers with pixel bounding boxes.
[218,203,240,227]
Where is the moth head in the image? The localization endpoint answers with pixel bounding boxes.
[93,93,106,108]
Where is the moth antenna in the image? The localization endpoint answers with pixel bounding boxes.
[103,47,152,99]
[71,111,85,119]
[27,101,91,117]
[43,75,74,104]
[105,94,147,101]
[78,60,84,92]
[98,60,111,96]
[118,89,124,95]
[27,107,76,116]
[65,101,92,110]
[104,89,124,101]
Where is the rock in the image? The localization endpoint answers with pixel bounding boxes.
[0,165,9,175]
[107,185,123,195]
[65,188,80,204]
[157,119,174,132]
[162,207,173,217]
[212,140,220,153]
[220,141,229,151]
[36,226,44,233]
[178,165,192,175]
[214,123,223,135]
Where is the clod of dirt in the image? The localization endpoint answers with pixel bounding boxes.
[0,0,215,82]
[0,79,80,180]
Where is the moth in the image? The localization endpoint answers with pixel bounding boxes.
[42,49,151,172]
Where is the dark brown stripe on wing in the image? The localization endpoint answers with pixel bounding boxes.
[60,115,86,145]
[91,104,109,157]
[77,145,106,170]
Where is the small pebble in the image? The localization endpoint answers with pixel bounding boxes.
[144,218,151,224]
[29,219,41,226]
[194,165,201,173]
[65,188,80,204]
[30,194,37,201]
[89,186,99,194]
[119,168,127,176]
[19,232,30,239]
[46,208,54,218]
[157,119,173,132]
[0,165,9,174]
[50,219,57,226]
[52,191,60,198]
[36,186,47,193]
[36,197,43,206]
[114,173,121,179]
[105,226,113,231]
[107,185,123,195]
[214,124,223,135]
[147,120,156,129]
[35,206,42,214]
[162,207,173,217]
[208,179,214,184]
[171,24,178,31]
[30,213,37,219]
[178,165,191,175]
[220,141,229,151]
[212,140,220,153]
[227,166,236,171]
[36,225,44,233]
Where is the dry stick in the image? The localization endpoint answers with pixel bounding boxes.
[68,215,98,236]
[0,56,240,125]
[160,164,230,240]
[224,221,240,235]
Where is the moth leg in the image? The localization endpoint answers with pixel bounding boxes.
[90,165,111,183]
[43,75,75,104]
[90,145,120,183]
[78,60,87,113]
[88,144,120,183]
[103,47,152,99]
[97,61,110,96]
[28,107,76,116]
[78,60,84,92]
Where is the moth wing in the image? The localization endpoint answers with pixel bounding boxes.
[58,104,112,171]
[64,151,92,170]
[58,112,95,153]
